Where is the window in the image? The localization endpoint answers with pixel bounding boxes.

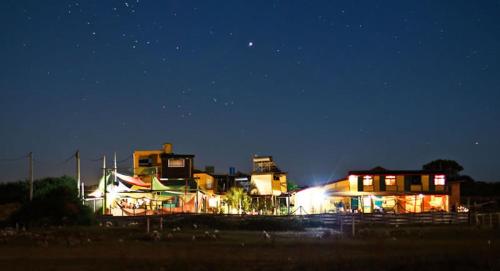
[407,175,422,185]
[385,175,396,186]
[434,175,445,186]
[273,175,281,181]
[206,178,213,189]
[138,157,152,167]
[363,176,373,186]
[168,158,185,168]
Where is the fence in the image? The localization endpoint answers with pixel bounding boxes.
[304,212,471,227]
[473,212,500,228]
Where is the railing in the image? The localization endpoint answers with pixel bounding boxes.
[305,212,471,226]
[473,212,500,227]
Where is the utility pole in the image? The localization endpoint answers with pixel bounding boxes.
[76,150,81,197]
[102,155,107,215]
[29,152,33,201]
[113,152,117,185]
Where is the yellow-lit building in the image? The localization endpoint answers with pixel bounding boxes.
[193,172,220,213]
[250,156,287,196]
[292,167,457,214]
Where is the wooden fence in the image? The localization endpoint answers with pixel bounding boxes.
[473,212,500,228]
[304,212,471,227]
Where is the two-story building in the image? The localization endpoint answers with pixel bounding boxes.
[293,167,459,214]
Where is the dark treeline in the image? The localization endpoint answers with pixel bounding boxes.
[0,176,94,226]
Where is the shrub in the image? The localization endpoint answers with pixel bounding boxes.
[9,176,95,227]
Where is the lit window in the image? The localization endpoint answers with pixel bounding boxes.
[206,178,213,189]
[363,176,373,186]
[434,175,445,185]
[385,175,396,186]
[168,158,185,168]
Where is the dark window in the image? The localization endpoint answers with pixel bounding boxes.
[139,157,152,167]
[407,175,422,185]
[273,175,280,181]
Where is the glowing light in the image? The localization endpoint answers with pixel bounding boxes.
[294,187,326,214]
[363,175,373,186]
[208,198,218,208]
[434,175,445,185]
[248,41,254,47]
[385,175,396,185]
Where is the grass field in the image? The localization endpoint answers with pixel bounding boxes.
[1,218,499,271]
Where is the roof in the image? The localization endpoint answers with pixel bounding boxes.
[348,167,445,176]
[160,153,195,158]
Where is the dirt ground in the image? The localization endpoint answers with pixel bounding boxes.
[0,224,499,271]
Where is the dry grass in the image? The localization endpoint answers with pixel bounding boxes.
[0,224,499,271]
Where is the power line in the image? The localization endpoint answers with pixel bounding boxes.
[81,156,103,162]
[117,154,133,164]
[0,154,28,162]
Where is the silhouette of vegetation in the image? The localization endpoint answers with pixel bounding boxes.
[0,181,29,204]
[423,159,464,177]
[3,176,94,226]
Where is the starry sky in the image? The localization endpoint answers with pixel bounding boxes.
[1,0,500,185]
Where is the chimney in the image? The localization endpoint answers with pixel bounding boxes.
[163,143,173,154]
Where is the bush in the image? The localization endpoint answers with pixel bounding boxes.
[9,176,95,227]
[0,181,29,204]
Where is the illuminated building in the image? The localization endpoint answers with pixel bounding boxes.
[250,156,289,215]
[250,156,287,196]
[292,167,460,214]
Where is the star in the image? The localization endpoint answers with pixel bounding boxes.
[248,41,254,47]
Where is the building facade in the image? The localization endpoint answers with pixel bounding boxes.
[293,167,458,214]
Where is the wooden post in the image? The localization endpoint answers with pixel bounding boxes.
[183,178,187,213]
[286,196,290,215]
[352,213,356,237]
[146,217,150,233]
[29,152,33,201]
[340,214,343,233]
[196,182,199,214]
[159,217,163,231]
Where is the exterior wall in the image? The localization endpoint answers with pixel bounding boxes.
[194,173,215,195]
[396,176,405,191]
[251,174,273,195]
[349,174,446,194]
[422,175,430,191]
[279,174,288,193]
[374,176,381,192]
[449,182,461,209]
[251,173,286,196]
[324,179,350,192]
[133,150,163,183]
[160,154,194,179]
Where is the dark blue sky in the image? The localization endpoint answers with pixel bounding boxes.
[1,0,500,185]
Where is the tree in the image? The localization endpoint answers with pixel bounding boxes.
[225,187,252,214]
[287,181,299,192]
[422,159,464,177]
[10,176,94,226]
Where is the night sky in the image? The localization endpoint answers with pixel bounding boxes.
[1,1,500,185]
